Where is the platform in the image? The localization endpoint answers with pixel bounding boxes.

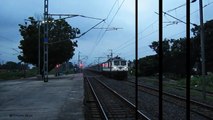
[0,73,85,120]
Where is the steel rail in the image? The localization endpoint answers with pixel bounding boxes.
[85,77,109,120]
[127,80,213,110]
[94,77,151,120]
[126,80,213,119]
[128,76,213,95]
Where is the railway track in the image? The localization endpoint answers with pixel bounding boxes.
[84,71,212,119]
[128,76,213,96]
[84,76,150,120]
[127,80,213,119]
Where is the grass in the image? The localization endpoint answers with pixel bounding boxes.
[0,68,76,80]
[177,74,213,92]
[0,69,37,80]
[137,74,213,102]
[165,74,213,103]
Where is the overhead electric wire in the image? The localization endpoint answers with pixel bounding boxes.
[86,0,212,63]
[122,46,154,59]
[115,28,159,53]
[167,30,186,39]
[47,14,105,45]
[166,3,186,13]
[96,0,126,46]
[87,0,119,61]
[0,45,13,50]
[163,1,213,26]
[87,0,125,60]
[104,0,126,33]
[123,30,186,59]
[76,19,105,38]
[114,20,158,52]
[166,0,198,13]
[0,35,16,42]
[120,1,213,51]
[178,1,213,21]
[0,50,12,55]
[106,0,119,20]
[122,30,186,59]
[95,0,118,40]
[49,13,104,21]
[113,1,212,54]
[161,11,197,26]
[115,23,183,53]
[114,1,213,54]
[48,19,105,45]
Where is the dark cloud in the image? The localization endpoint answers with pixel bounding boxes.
[0,0,212,64]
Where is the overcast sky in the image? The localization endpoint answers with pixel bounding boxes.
[0,0,213,66]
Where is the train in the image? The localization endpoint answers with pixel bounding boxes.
[86,56,128,80]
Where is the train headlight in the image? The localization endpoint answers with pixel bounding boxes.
[112,66,117,70]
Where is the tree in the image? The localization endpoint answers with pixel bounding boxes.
[0,61,29,71]
[146,19,213,77]
[138,55,158,76]
[1,61,18,70]
[191,20,213,73]
[18,17,80,73]
[147,37,194,77]
[149,39,171,56]
[169,38,187,76]
[149,39,174,75]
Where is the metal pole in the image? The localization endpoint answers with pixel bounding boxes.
[199,0,206,100]
[135,0,138,119]
[159,0,163,119]
[38,22,41,76]
[109,49,113,74]
[78,52,80,72]
[186,0,191,119]
[110,49,113,58]
[43,0,48,82]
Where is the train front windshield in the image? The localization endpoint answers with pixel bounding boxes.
[114,61,119,66]
[114,60,126,66]
[121,61,126,66]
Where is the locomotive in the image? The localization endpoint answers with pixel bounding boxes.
[87,56,128,80]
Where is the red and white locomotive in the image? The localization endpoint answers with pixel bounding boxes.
[87,56,128,80]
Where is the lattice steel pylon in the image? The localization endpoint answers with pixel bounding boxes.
[43,0,48,82]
